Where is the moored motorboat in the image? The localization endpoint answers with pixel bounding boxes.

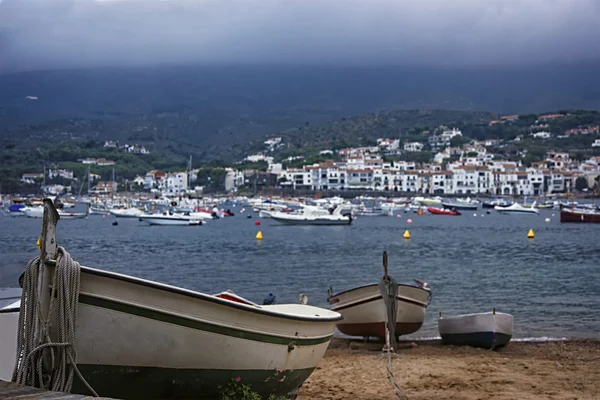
[427,207,461,216]
[138,213,205,226]
[270,205,352,225]
[438,310,513,350]
[328,280,431,338]
[495,202,539,215]
[23,206,88,219]
[441,198,479,210]
[7,199,342,399]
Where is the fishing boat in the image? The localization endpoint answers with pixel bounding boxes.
[559,206,600,223]
[438,310,513,350]
[270,205,352,225]
[5,200,342,398]
[441,198,479,210]
[328,280,431,338]
[495,202,539,215]
[427,207,461,216]
[138,212,205,226]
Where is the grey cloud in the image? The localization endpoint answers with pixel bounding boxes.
[1,0,599,73]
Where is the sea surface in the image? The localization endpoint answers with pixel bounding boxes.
[1,207,599,339]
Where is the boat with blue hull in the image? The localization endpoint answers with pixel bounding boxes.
[438,310,513,350]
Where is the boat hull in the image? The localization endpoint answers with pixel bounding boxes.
[441,202,478,210]
[328,284,431,338]
[560,209,600,223]
[271,215,352,225]
[139,216,203,226]
[438,312,513,350]
[44,266,340,399]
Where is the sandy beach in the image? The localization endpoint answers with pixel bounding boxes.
[298,338,600,400]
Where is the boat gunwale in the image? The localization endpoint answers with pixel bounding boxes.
[438,311,513,320]
[328,283,431,304]
[77,265,343,323]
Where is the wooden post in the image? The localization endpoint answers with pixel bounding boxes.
[38,199,60,382]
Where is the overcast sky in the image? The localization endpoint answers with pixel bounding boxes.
[1,0,599,73]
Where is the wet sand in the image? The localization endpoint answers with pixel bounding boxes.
[298,338,600,400]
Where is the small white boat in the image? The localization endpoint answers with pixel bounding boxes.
[438,310,513,350]
[495,201,539,215]
[138,213,205,226]
[353,208,393,217]
[57,212,87,220]
[88,205,110,215]
[109,207,144,218]
[23,207,88,219]
[328,281,431,338]
[4,201,343,398]
[0,299,20,381]
[270,205,352,225]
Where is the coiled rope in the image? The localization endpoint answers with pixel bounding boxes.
[12,247,98,396]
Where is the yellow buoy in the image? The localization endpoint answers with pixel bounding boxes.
[527,229,535,239]
[256,231,263,240]
[403,230,410,239]
[36,237,41,248]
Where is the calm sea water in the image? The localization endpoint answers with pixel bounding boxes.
[1,207,599,339]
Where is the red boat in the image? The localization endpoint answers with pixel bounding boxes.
[427,207,461,216]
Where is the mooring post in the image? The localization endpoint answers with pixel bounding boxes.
[38,199,60,380]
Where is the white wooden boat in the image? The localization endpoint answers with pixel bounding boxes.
[57,212,87,220]
[138,213,205,226]
[7,200,342,398]
[109,207,144,218]
[88,205,109,215]
[328,281,431,338]
[438,311,513,349]
[270,205,352,225]
[495,201,539,215]
[0,299,20,381]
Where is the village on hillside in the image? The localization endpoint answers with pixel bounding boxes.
[14,114,600,197]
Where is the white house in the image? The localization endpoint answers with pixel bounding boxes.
[21,173,44,184]
[224,169,244,192]
[404,142,424,152]
[166,172,188,193]
[47,169,74,180]
[264,137,282,148]
[532,131,551,139]
[377,138,400,152]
